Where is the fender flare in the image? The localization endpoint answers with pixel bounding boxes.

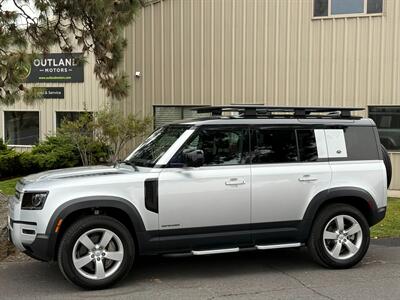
[298,187,378,241]
[44,196,146,260]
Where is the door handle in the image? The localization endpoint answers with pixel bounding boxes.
[225,178,246,186]
[298,175,318,182]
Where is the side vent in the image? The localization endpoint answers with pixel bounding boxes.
[145,178,159,213]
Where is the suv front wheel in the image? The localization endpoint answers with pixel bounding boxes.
[57,215,135,289]
[307,204,370,269]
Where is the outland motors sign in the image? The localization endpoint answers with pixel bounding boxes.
[25,53,84,83]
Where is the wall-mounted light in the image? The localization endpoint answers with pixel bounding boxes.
[135,71,142,78]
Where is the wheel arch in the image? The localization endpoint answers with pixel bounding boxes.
[46,196,146,261]
[299,187,381,241]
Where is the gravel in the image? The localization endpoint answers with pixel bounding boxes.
[0,192,31,262]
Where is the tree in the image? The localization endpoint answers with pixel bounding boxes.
[0,0,141,105]
[95,107,152,164]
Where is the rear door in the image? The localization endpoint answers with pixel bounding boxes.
[250,126,332,244]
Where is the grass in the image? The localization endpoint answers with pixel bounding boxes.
[0,177,21,196]
[0,177,399,238]
[371,198,400,239]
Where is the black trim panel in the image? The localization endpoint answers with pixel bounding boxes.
[10,219,37,226]
[144,178,159,213]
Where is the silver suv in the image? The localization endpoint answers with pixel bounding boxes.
[7,106,390,289]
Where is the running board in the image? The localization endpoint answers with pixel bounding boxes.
[191,248,240,256]
[256,243,302,250]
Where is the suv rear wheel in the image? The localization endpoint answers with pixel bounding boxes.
[307,204,370,269]
[57,215,135,289]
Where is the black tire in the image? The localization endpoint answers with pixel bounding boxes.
[57,215,135,290]
[307,204,370,269]
[381,144,392,188]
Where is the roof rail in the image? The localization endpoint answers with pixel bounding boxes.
[192,105,364,119]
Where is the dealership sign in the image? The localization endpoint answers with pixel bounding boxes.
[33,87,64,99]
[25,53,84,83]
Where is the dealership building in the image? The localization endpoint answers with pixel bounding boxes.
[1,0,400,189]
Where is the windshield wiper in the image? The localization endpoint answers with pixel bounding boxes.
[116,160,139,171]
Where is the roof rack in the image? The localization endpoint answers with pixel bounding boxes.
[193,105,364,119]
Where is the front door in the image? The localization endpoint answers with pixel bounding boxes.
[158,126,252,251]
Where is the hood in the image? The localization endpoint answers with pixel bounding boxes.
[21,165,130,184]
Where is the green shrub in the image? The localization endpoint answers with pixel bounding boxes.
[30,135,81,170]
[0,147,23,179]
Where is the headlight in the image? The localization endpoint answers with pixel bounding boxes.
[21,192,49,210]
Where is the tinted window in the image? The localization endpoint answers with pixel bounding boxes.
[367,0,383,13]
[173,127,250,166]
[343,126,380,160]
[297,130,318,162]
[369,106,400,150]
[314,0,329,16]
[4,111,39,145]
[252,129,298,164]
[56,111,92,128]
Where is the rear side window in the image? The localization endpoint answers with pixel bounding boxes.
[297,130,318,162]
[252,129,298,164]
[343,126,380,160]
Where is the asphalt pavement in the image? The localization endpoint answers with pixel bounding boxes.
[1,239,400,300]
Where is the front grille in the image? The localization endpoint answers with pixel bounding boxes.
[15,190,21,200]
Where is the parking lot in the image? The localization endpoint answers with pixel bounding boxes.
[0,239,399,300]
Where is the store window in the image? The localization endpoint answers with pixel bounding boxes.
[153,106,208,128]
[56,111,92,128]
[314,0,383,17]
[4,111,39,146]
[369,106,400,151]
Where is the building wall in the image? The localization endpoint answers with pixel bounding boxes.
[118,0,400,189]
[0,53,110,151]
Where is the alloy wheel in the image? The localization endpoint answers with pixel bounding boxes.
[322,215,363,260]
[72,228,124,280]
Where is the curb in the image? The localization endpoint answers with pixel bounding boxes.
[371,238,400,247]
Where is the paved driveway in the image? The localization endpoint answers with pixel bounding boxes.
[1,240,400,300]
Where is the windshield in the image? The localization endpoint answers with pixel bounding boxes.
[126,126,189,167]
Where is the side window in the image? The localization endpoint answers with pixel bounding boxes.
[297,130,318,162]
[173,127,250,166]
[252,129,298,164]
[343,126,380,160]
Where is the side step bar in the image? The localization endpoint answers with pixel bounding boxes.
[192,248,239,256]
[190,243,302,256]
[256,243,302,250]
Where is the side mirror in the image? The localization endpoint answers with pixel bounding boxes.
[183,149,204,167]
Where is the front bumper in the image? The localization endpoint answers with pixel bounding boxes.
[7,195,52,262]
